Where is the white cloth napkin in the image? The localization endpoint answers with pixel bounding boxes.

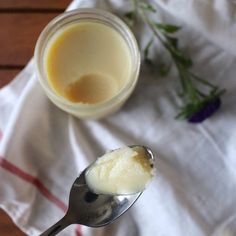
[1,0,236,235]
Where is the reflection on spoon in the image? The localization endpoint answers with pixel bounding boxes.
[85,146,155,195]
[40,145,155,236]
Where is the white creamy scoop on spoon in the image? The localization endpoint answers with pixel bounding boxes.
[85,146,155,195]
[40,146,155,236]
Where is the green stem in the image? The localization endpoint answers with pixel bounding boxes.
[137,6,167,46]
[132,0,138,18]
[139,4,200,103]
[175,63,187,94]
[173,55,200,102]
[189,72,218,89]
[196,90,207,98]
[132,0,224,120]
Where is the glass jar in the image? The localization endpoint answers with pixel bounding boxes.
[34,8,140,119]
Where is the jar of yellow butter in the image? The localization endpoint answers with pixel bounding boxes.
[35,8,140,119]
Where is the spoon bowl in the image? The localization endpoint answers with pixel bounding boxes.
[40,146,154,235]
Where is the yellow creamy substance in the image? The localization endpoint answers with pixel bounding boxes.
[85,147,154,195]
[45,22,132,104]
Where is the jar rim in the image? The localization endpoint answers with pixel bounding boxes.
[34,8,140,114]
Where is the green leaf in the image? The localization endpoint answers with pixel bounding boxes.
[178,56,192,68]
[143,38,154,61]
[124,11,134,20]
[145,58,154,66]
[175,102,202,120]
[166,36,178,49]
[173,51,193,68]
[124,11,135,26]
[139,2,156,12]
[133,0,225,122]
[178,55,193,68]
[159,63,171,77]
[154,23,181,34]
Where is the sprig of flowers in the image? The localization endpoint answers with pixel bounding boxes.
[124,0,225,123]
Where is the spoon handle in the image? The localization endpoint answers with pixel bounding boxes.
[40,216,71,236]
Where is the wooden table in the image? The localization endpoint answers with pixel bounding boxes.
[0,1,71,234]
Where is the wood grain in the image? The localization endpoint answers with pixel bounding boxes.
[0,0,71,9]
[0,1,71,234]
[0,13,60,66]
[0,209,25,235]
[0,69,21,87]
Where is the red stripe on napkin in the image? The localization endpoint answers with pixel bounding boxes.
[76,225,83,236]
[0,131,82,235]
[0,157,83,235]
[0,157,67,212]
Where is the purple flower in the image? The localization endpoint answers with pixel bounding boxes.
[188,97,221,123]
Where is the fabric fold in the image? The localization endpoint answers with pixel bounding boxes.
[1,0,236,235]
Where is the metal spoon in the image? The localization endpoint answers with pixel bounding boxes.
[40,146,154,236]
